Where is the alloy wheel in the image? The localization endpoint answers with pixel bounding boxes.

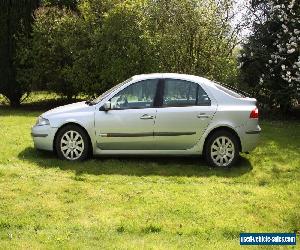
[210,136,235,167]
[60,130,85,160]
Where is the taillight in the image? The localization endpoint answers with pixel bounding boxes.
[250,107,259,119]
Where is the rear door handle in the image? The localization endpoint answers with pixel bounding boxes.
[197,113,210,118]
[140,114,154,120]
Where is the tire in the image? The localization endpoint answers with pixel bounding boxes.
[55,124,90,161]
[205,130,240,168]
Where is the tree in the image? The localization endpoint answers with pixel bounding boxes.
[0,0,39,106]
[24,7,93,99]
[19,0,240,99]
[239,0,300,112]
[41,0,79,10]
[92,0,156,90]
[20,0,122,98]
[144,0,239,84]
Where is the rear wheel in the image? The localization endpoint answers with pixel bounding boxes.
[55,125,89,161]
[205,130,240,167]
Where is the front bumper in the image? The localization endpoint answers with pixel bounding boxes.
[31,125,58,151]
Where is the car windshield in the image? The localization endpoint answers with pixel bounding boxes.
[91,78,133,104]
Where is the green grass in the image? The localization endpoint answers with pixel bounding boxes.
[0,107,299,249]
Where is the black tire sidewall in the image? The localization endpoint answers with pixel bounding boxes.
[205,130,240,168]
[55,125,89,161]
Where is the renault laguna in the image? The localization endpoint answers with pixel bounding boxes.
[31,73,261,167]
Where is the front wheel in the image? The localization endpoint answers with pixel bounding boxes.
[55,125,89,161]
[205,130,240,167]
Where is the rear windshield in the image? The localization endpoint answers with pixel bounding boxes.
[214,82,248,98]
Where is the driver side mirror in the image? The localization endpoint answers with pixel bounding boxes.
[100,101,111,111]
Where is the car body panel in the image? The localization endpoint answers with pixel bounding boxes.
[42,102,96,141]
[95,108,157,150]
[31,125,58,151]
[153,105,217,150]
[31,73,261,156]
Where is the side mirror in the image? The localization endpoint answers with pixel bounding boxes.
[100,101,111,111]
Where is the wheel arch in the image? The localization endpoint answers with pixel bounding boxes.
[203,126,242,153]
[53,122,93,155]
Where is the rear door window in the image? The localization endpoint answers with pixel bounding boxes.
[163,79,211,107]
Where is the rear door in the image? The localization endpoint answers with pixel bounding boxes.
[153,78,217,150]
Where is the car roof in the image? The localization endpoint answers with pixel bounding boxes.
[132,73,215,87]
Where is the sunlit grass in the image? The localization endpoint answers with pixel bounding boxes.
[0,91,89,107]
[0,107,299,249]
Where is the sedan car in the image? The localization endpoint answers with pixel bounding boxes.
[31,73,261,167]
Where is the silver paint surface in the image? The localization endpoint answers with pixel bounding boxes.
[31,73,260,156]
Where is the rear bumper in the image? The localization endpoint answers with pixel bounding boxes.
[31,125,58,151]
[239,125,261,152]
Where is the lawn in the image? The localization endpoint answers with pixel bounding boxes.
[0,107,299,249]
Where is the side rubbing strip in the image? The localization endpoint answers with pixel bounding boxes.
[154,132,196,136]
[101,133,153,137]
[100,132,196,137]
[31,133,48,137]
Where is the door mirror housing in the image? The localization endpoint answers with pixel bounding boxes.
[100,101,111,111]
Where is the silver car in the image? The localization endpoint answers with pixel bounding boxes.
[31,73,261,167]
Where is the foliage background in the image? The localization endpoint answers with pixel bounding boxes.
[1,0,238,103]
[0,0,299,115]
[239,0,300,113]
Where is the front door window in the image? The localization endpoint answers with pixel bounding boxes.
[110,79,158,109]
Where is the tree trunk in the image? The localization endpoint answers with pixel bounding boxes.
[7,92,22,107]
[67,94,73,102]
[9,98,21,107]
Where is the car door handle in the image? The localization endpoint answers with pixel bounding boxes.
[197,113,210,118]
[140,114,154,120]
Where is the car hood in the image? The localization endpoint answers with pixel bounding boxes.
[42,101,92,118]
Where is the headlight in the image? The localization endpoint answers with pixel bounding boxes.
[35,116,50,126]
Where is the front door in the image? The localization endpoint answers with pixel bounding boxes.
[95,79,159,150]
[154,78,217,150]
